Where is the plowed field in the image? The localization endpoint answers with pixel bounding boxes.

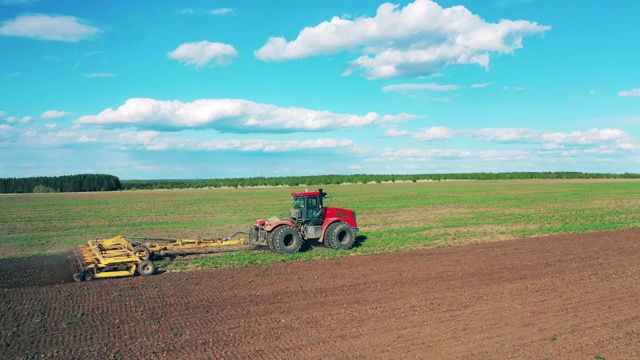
[2,229,640,359]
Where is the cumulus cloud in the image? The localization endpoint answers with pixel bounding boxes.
[255,0,550,79]
[2,121,355,155]
[41,110,71,119]
[74,98,415,133]
[0,14,99,41]
[168,41,238,69]
[381,83,459,92]
[618,88,640,97]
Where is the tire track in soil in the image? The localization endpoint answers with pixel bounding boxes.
[1,229,640,359]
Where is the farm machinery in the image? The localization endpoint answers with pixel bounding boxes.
[70,188,358,281]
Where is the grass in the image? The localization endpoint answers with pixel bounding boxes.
[1,179,639,271]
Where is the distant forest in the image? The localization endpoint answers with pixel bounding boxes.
[1,172,638,193]
[121,172,639,190]
[0,174,122,193]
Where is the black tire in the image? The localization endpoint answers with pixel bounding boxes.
[249,225,260,245]
[137,260,155,276]
[324,222,356,250]
[266,231,276,251]
[133,245,150,261]
[272,225,303,254]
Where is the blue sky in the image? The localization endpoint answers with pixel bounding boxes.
[1,0,638,179]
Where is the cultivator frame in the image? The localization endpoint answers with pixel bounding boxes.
[70,233,252,282]
[128,232,251,257]
[69,235,155,282]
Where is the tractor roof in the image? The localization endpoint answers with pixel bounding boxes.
[291,189,326,197]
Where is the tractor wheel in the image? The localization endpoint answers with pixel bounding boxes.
[133,245,150,260]
[249,225,260,245]
[266,231,276,251]
[137,260,156,276]
[324,222,356,250]
[272,225,303,254]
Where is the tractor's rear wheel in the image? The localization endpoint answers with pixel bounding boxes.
[324,222,356,250]
[272,225,303,254]
[137,260,155,276]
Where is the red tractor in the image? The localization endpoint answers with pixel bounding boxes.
[250,188,358,253]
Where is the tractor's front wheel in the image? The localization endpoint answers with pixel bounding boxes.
[272,225,303,254]
[324,222,356,250]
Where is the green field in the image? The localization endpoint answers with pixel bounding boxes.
[1,179,639,270]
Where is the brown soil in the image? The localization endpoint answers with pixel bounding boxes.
[2,229,640,359]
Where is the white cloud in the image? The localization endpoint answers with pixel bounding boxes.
[412,126,455,141]
[84,73,117,78]
[178,8,234,16]
[41,110,71,119]
[168,41,238,69]
[195,138,353,152]
[255,0,550,79]
[385,126,630,149]
[0,14,99,41]
[74,98,416,133]
[618,88,640,97]
[6,115,33,124]
[381,83,459,92]
[210,8,233,16]
[0,111,5,117]
[370,147,532,163]
[385,126,455,141]
[471,83,491,88]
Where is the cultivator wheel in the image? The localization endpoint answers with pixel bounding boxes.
[133,245,150,261]
[137,260,155,276]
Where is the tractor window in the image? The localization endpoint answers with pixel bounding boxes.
[293,196,305,209]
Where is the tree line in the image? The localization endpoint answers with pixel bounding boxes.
[2,172,638,193]
[121,172,640,191]
[0,174,123,193]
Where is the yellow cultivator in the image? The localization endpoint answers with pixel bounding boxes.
[70,233,251,281]
[70,235,155,282]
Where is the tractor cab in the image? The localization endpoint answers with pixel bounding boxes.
[290,188,326,224]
